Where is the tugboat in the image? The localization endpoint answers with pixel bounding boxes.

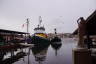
[51,28,61,42]
[31,16,50,45]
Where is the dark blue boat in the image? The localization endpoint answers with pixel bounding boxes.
[30,16,50,45]
[51,28,61,42]
[51,36,61,42]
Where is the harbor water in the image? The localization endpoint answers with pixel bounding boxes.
[1,38,77,64]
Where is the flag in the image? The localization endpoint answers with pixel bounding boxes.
[22,23,26,28]
[22,18,29,28]
[22,24,24,28]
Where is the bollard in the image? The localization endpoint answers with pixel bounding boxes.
[73,17,92,64]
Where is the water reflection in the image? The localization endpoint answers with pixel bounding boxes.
[0,50,27,64]
[0,51,5,60]
[51,42,62,56]
[31,44,50,64]
[0,38,76,64]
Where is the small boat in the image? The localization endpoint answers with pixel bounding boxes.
[51,28,61,42]
[51,36,61,42]
[31,16,50,45]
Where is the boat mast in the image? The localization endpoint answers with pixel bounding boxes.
[38,16,42,27]
[54,28,57,37]
[54,28,57,35]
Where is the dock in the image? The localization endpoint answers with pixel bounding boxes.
[0,29,31,61]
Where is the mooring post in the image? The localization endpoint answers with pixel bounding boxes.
[72,17,92,64]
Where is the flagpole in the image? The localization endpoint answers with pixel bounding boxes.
[26,18,29,35]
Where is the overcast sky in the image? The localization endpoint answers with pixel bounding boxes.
[0,0,96,34]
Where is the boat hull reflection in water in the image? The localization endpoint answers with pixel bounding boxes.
[31,43,50,64]
[51,42,62,56]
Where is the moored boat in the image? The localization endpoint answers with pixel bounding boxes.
[51,36,61,42]
[31,16,50,45]
[51,28,61,42]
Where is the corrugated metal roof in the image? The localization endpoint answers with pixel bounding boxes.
[0,29,29,34]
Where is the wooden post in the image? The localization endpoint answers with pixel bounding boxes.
[72,49,91,64]
[27,18,30,36]
[73,17,92,64]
